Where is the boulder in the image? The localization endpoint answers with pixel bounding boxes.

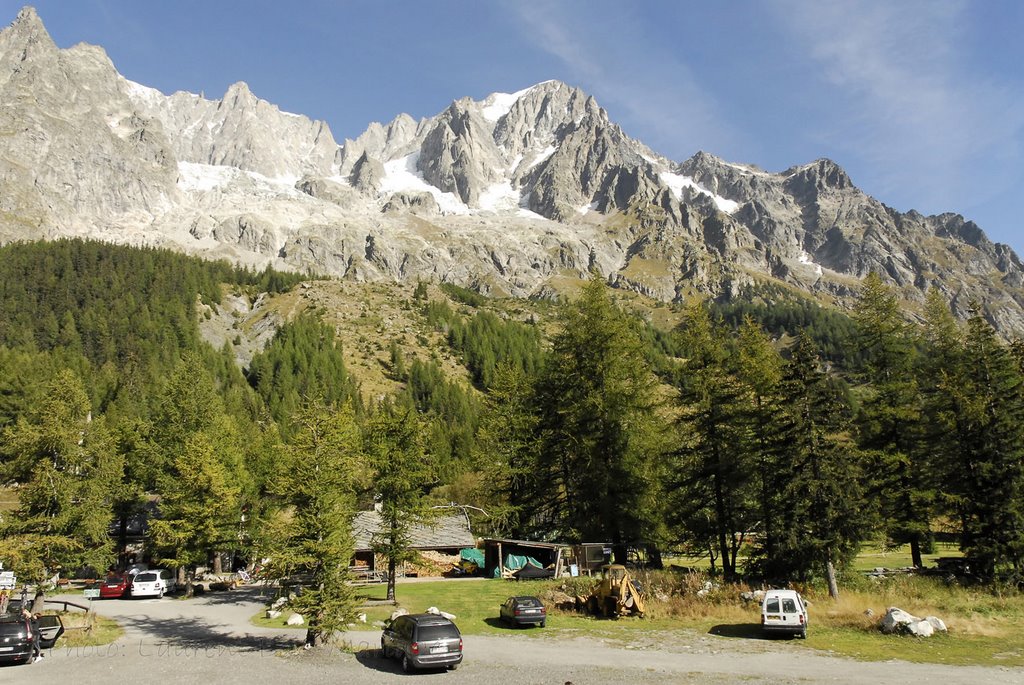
[425,606,457,620]
[286,613,304,626]
[390,607,409,622]
[880,607,945,637]
[271,597,288,610]
[266,610,281,619]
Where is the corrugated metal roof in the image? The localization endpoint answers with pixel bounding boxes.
[352,511,475,551]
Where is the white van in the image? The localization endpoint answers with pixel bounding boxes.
[130,569,176,598]
[761,589,808,638]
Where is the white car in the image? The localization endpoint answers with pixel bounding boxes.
[130,569,176,598]
[761,589,808,638]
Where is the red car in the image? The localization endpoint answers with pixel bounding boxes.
[99,574,130,599]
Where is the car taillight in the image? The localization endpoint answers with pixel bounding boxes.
[411,642,419,655]
[458,638,463,652]
[799,614,805,624]
[514,609,521,615]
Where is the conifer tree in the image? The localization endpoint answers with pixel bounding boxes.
[0,369,123,585]
[733,316,788,577]
[852,272,930,566]
[941,307,1024,580]
[775,333,868,597]
[260,402,364,646]
[475,363,541,537]
[148,429,239,596]
[672,301,754,580]
[366,405,435,601]
[535,278,667,562]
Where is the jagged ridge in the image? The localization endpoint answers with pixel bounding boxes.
[1,6,1022,333]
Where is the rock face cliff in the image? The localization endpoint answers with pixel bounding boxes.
[1,6,1022,331]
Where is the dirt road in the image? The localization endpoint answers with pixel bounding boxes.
[0,587,1020,684]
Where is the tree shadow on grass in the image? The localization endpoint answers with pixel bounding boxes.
[708,623,774,639]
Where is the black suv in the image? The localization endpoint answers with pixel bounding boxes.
[0,611,64,665]
[381,613,463,673]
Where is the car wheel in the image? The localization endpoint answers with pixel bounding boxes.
[540,619,546,628]
[799,629,807,640]
[157,588,164,599]
[448,664,459,671]
[401,653,413,673]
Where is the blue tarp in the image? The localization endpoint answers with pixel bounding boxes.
[493,553,543,578]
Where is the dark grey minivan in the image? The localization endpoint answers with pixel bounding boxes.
[381,613,463,672]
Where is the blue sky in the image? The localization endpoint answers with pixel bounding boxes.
[7,0,1024,252]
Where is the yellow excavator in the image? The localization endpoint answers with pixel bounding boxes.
[580,564,646,618]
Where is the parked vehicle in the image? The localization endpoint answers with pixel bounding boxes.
[760,589,808,638]
[130,569,176,598]
[0,612,64,664]
[579,564,646,618]
[499,596,546,627]
[380,613,463,673]
[100,573,131,599]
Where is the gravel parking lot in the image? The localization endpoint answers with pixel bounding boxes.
[1,586,1021,684]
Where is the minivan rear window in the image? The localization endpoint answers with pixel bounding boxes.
[135,572,157,582]
[417,624,459,642]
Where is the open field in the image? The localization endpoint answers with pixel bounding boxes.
[245,558,1024,668]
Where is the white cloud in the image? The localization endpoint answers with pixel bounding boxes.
[772,0,1024,214]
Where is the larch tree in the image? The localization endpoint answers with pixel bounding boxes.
[852,272,931,567]
[365,405,434,602]
[0,369,123,588]
[672,301,754,581]
[261,402,364,647]
[534,277,667,562]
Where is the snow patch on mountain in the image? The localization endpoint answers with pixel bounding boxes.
[659,171,739,213]
[478,181,521,212]
[379,153,469,215]
[177,162,302,197]
[481,86,532,122]
[798,250,824,276]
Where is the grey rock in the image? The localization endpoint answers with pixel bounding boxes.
[382,191,439,216]
[2,8,1024,335]
[349,152,385,192]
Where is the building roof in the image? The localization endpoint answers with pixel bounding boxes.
[482,538,563,549]
[352,511,475,552]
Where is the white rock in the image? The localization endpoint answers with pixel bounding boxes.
[390,608,409,622]
[880,607,920,634]
[425,606,457,620]
[908,620,934,637]
[286,613,304,626]
[266,610,281,619]
[880,607,945,637]
[358,613,367,623]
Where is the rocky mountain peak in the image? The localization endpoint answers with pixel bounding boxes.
[3,6,1024,334]
[8,5,48,44]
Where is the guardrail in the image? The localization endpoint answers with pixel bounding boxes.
[45,598,90,613]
